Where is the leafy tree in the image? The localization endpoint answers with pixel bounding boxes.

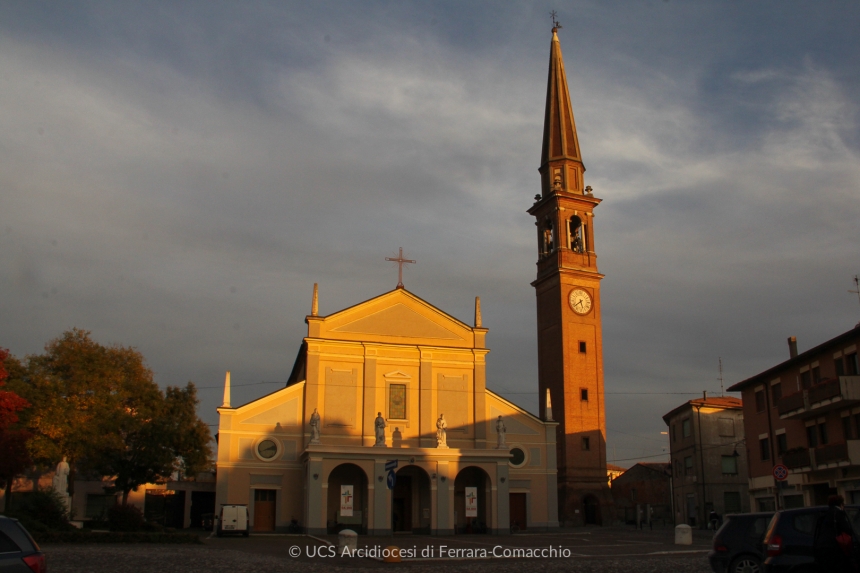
[0,348,32,513]
[16,330,213,504]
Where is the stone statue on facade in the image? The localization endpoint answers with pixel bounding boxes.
[496,415,507,449]
[309,408,321,444]
[436,414,448,448]
[374,412,387,447]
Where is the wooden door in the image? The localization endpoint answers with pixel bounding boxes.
[509,493,527,531]
[254,489,276,532]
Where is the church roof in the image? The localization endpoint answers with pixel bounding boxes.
[540,27,583,171]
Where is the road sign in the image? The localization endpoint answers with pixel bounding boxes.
[385,460,398,471]
[773,464,789,481]
[386,469,397,490]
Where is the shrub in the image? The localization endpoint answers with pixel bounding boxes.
[107,503,144,532]
[7,490,72,532]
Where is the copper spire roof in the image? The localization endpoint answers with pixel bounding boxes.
[540,27,584,172]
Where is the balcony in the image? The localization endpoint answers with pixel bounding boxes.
[783,448,812,471]
[815,442,850,468]
[777,376,860,419]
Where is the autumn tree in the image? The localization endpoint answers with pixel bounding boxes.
[0,348,32,512]
[17,329,212,504]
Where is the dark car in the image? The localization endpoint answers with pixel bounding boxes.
[762,505,860,573]
[709,512,774,573]
[0,515,46,573]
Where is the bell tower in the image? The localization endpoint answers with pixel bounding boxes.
[527,23,611,525]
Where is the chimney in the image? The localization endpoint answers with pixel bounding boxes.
[788,336,798,359]
[545,389,554,421]
[222,371,231,408]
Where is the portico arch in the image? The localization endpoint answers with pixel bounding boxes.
[326,463,368,534]
[454,466,492,533]
[392,465,432,534]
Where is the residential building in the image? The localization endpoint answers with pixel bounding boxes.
[611,463,672,526]
[727,325,860,510]
[663,396,749,527]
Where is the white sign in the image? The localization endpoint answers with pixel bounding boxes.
[465,487,478,517]
[340,485,354,517]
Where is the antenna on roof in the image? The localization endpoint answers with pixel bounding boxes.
[850,275,860,310]
[719,357,724,397]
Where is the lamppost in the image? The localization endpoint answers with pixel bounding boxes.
[661,431,675,525]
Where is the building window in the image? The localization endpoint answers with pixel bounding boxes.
[86,494,116,519]
[755,390,765,412]
[388,384,407,419]
[854,414,860,440]
[724,491,742,513]
[847,353,859,376]
[509,447,526,467]
[777,433,788,456]
[582,437,590,451]
[721,455,738,475]
[684,456,693,475]
[807,425,818,448]
[836,358,845,377]
[812,366,821,385]
[771,383,782,405]
[580,388,588,401]
[682,419,691,438]
[579,341,587,353]
[800,371,812,390]
[844,416,853,441]
[818,422,828,445]
[760,437,770,461]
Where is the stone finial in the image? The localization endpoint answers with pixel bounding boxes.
[311,283,319,316]
[474,296,482,328]
[545,388,553,421]
[222,371,231,408]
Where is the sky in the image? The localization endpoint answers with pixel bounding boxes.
[1,1,859,467]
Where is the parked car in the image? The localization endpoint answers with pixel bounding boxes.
[217,505,249,537]
[762,505,860,572]
[0,515,46,573]
[709,512,774,573]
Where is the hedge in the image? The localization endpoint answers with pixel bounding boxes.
[33,530,202,544]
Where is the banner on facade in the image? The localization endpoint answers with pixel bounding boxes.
[341,485,354,517]
[465,487,478,517]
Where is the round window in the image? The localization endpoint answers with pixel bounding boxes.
[510,447,526,466]
[257,439,278,460]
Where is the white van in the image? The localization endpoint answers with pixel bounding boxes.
[217,505,250,537]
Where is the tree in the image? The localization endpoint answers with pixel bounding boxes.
[17,329,212,504]
[0,348,32,513]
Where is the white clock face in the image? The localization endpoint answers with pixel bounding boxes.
[568,288,592,315]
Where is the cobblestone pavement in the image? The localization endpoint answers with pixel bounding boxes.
[42,526,717,572]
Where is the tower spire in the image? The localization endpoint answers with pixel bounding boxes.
[540,25,585,197]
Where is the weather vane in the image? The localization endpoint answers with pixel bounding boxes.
[550,10,562,30]
[385,247,416,290]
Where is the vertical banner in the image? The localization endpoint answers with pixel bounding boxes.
[465,487,478,517]
[341,485,354,517]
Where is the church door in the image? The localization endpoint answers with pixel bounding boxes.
[392,475,413,532]
[583,495,599,525]
[254,489,276,532]
[509,493,527,531]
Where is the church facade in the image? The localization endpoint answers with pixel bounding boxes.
[215,288,559,534]
[214,24,610,534]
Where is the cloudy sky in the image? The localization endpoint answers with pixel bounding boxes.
[2,1,859,466]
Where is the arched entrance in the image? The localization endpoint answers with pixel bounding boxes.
[583,494,600,525]
[454,466,492,533]
[392,466,431,534]
[326,463,368,534]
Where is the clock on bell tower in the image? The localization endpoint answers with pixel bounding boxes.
[528,23,612,526]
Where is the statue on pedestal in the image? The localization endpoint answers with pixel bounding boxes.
[309,408,321,444]
[436,414,448,448]
[374,412,387,447]
[52,457,71,512]
[496,415,507,449]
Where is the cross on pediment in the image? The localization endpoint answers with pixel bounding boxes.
[385,247,416,290]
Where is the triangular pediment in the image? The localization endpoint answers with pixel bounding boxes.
[332,303,461,340]
[317,289,473,346]
[383,370,412,379]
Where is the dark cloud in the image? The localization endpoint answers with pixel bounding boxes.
[1,1,858,466]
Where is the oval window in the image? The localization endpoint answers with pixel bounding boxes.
[257,439,278,459]
[510,447,526,467]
